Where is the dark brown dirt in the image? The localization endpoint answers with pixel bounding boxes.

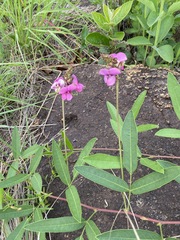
[37,64,180,240]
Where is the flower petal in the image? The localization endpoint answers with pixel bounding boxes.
[108,68,121,75]
[66,92,73,101]
[104,75,116,86]
[99,68,109,76]
[110,52,127,62]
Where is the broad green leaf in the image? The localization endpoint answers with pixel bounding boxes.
[25,217,85,233]
[127,36,152,46]
[6,160,19,178]
[86,32,110,47]
[65,185,82,222]
[7,219,28,240]
[147,11,159,27]
[21,144,40,159]
[140,158,164,173]
[86,220,101,240]
[131,90,147,119]
[137,0,156,12]
[31,173,42,194]
[155,128,180,138]
[52,140,71,186]
[29,145,44,173]
[146,55,156,67]
[109,32,125,41]
[157,15,174,43]
[0,174,29,188]
[11,127,21,159]
[97,229,161,239]
[0,205,33,220]
[131,166,180,194]
[167,72,180,120]
[106,101,123,124]
[137,124,159,133]
[103,4,113,22]
[73,138,97,180]
[112,1,133,25]
[156,160,180,183]
[92,12,110,32]
[84,154,121,169]
[122,111,138,174]
[75,166,129,192]
[154,45,174,63]
[168,2,180,14]
[75,236,84,240]
[137,16,148,30]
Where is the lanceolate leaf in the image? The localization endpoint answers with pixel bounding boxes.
[7,219,28,240]
[155,128,180,138]
[167,72,180,120]
[157,15,174,43]
[86,220,101,240]
[140,158,164,173]
[29,145,44,173]
[92,12,110,32]
[84,153,121,169]
[137,124,159,133]
[0,205,33,220]
[127,36,152,46]
[0,174,29,188]
[131,90,147,119]
[31,173,42,193]
[73,138,97,180]
[75,166,129,192]
[65,185,82,222]
[25,217,85,233]
[131,166,180,194]
[11,126,21,159]
[122,111,138,174]
[112,1,133,25]
[52,140,71,186]
[96,229,161,239]
[106,101,123,124]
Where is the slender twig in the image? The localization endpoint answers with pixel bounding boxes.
[49,194,180,225]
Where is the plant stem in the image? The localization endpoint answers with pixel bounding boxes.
[62,99,67,159]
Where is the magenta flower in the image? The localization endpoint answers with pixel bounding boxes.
[59,84,76,101]
[72,74,84,92]
[110,52,127,70]
[51,77,65,93]
[99,68,121,86]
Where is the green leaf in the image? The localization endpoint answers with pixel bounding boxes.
[21,144,40,159]
[131,90,147,119]
[7,219,28,240]
[137,0,156,12]
[112,1,133,25]
[52,140,71,186]
[127,36,152,46]
[0,174,29,188]
[137,124,159,133]
[168,2,180,14]
[75,166,129,192]
[107,101,123,124]
[33,208,46,240]
[6,160,19,178]
[154,45,174,63]
[140,158,164,173]
[131,166,180,194]
[147,11,159,27]
[97,229,161,239]
[31,173,42,194]
[157,15,174,43]
[137,16,148,30]
[25,217,85,233]
[29,146,44,173]
[75,236,84,240]
[109,32,125,40]
[86,32,110,47]
[122,111,138,174]
[155,128,180,138]
[0,205,33,220]
[62,131,74,152]
[73,138,97,180]
[65,185,82,222]
[103,4,113,22]
[84,154,121,169]
[11,127,21,159]
[92,12,110,32]
[167,72,180,120]
[86,220,101,240]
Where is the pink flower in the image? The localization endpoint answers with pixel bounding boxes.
[110,52,127,70]
[51,77,65,93]
[59,84,76,101]
[99,68,121,86]
[72,74,84,92]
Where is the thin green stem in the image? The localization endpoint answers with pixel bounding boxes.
[158,223,164,240]
[62,99,67,159]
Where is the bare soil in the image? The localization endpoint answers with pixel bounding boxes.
[37,64,180,239]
